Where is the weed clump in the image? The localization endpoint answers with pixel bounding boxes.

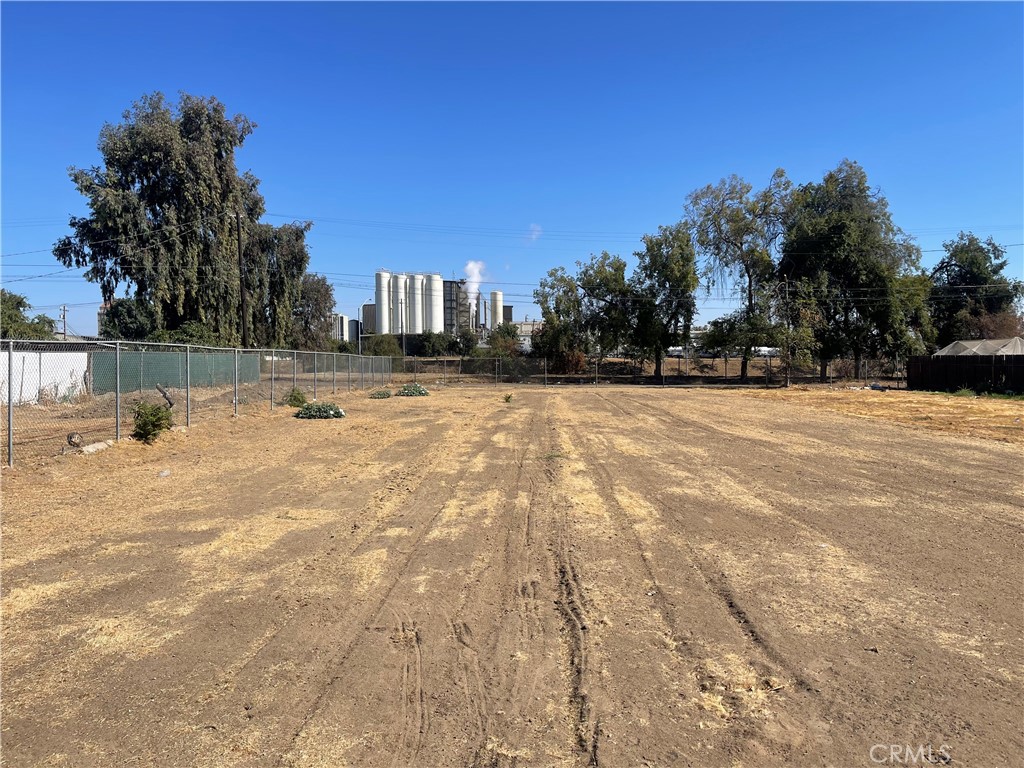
[295,402,345,419]
[285,388,307,407]
[369,389,392,399]
[132,402,173,444]
[396,383,429,397]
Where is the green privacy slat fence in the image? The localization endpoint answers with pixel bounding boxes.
[90,350,259,394]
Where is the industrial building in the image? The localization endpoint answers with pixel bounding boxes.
[371,271,512,336]
[330,313,350,342]
[374,271,445,335]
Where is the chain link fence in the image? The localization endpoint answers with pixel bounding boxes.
[1,340,392,466]
[2,341,907,466]
[386,354,894,387]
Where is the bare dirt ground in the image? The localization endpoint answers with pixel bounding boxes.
[2,387,1021,767]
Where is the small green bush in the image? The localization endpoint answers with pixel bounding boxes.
[286,387,307,407]
[953,387,976,397]
[503,393,513,403]
[132,402,173,444]
[295,402,346,419]
[369,389,392,399]
[395,383,430,397]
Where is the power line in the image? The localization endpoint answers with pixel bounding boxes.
[0,210,231,261]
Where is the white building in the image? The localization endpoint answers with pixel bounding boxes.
[331,313,350,342]
[374,271,445,335]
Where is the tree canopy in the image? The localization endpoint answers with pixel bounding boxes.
[629,224,699,379]
[687,169,791,381]
[1,291,57,340]
[779,159,931,378]
[53,92,315,347]
[929,232,1023,347]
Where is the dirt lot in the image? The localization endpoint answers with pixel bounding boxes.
[2,387,1021,767]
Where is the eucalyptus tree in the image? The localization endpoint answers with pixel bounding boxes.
[53,92,312,346]
[686,169,792,382]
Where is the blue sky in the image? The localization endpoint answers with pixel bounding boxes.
[2,1,1022,336]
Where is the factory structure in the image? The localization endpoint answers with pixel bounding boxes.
[367,271,511,337]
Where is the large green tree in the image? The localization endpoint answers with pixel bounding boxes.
[780,160,930,379]
[577,252,632,360]
[533,266,591,372]
[245,221,313,348]
[0,291,57,339]
[288,274,336,351]
[52,92,311,346]
[929,232,1023,347]
[99,297,156,340]
[629,223,699,380]
[686,169,792,382]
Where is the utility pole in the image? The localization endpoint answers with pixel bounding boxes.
[237,209,249,348]
[60,305,67,339]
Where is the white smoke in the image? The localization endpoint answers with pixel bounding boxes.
[464,260,486,304]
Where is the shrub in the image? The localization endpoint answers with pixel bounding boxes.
[132,402,173,444]
[369,389,392,399]
[395,383,429,397]
[953,387,976,397]
[285,387,307,407]
[503,393,513,403]
[295,402,346,419]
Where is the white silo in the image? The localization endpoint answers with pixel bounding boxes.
[408,274,424,334]
[426,274,444,332]
[375,271,391,335]
[476,292,487,328]
[490,290,503,330]
[391,273,408,335]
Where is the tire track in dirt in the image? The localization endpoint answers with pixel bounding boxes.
[536,392,738,766]
[2,407,477,766]
[274,395,580,768]
[581,388,1023,765]
[558,393,831,765]
[589,391,818,682]
[190,405,516,767]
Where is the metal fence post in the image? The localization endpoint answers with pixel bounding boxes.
[347,355,352,391]
[234,348,239,416]
[270,351,276,410]
[595,357,599,385]
[333,353,337,394]
[7,340,13,466]
[186,345,192,427]
[115,342,122,441]
[369,357,374,389]
[443,358,447,385]
[313,353,318,400]
[495,358,498,386]
[544,358,548,387]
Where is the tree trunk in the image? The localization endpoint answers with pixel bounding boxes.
[654,352,663,382]
[819,357,828,383]
[741,270,755,384]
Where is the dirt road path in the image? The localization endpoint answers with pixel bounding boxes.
[3,388,1020,766]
